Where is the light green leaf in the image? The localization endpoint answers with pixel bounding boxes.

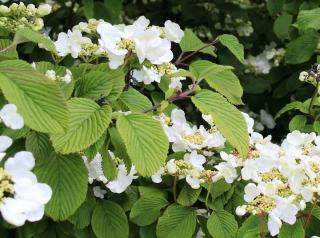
[289,115,307,132]
[192,90,249,158]
[117,113,169,176]
[0,39,18,59]
[285,30,319,64]
[109,127,131,169]
[51,98,111,154]
[218,34,244,64]
[278,221,304,238]
[0,60,68,133]
[177,186,201,207]
[25,132,53,161]
[34,153,88,221]
[275,101,308,119]
[108,68,126,101]
[179,29,216,57]
[296,8,320,32]
[75,71,114,100]
[92,200,129,238]
[207,210,238,238]
[14,27,55,52]
[120,88,152,113]
[130,196,169,226]
[190,60,233,79]
[204,70,243,105]
[100,148,118,180]
[156,204,196,238]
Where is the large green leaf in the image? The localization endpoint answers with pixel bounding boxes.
[74,71,114,100]
[69,190,96,229]
[51,98,112,154]
[34,153,88,221]
[0,39,18,59]
[91,200,129,238]
[120,88,152,113]
[117,113,169,176]
[204,70,243,105]
[275,101,308,119]
[218,34,244,64]
[190,60,233,80]
[179,29,216,57]
[191,90,249,158]
[278,221,304,238]
[273,13,292,40]
[207,210,238,238]
[177,186,201,207]
[156,204,196,238]
[296,8,320,32]
[25,132,54,161]
[14,27,55,52]
[130,195,169,226]
[0,60,68,133]
[285,31,319,64]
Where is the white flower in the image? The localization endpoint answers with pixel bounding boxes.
[0,135,12,161]
[151,167,165,183]
[0,152,52,227]
[213,162,237,183]
[186,175,201,189]
[166,159,177,174]
[54,30,92,58]
[36,4,52,16]
[93,186,107,199]
[132,66,161,84]
[0,104,24,130]
[268,213,282,236]
[82,153,107,184]
[163,20,184,43]
[241,112,254,134]
[299,71,309,82]
[244,183,260,202]
[62,69,72,84]
[106,164,138,193]
[169,76,185,90]
[245,54,271,74]
[184,151,206,171]
[235,205,247,216]
[259,109,275,129]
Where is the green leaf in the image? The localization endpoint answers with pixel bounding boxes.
[207,210,238,238]
[289,115,307,132]
[82,0,94,19]
[34,153,88,221]
[204,70,243,105]
[0,39,18,59]
[91,200,129,238]
[190,60,233,79]
[278,221,305,238]
[74,71,114,100]
[51,98,112,154]
[192,90,249,158]
[266,0,284,16]
[273,13,293,40]
[275,101,308,119]
[179,29,216,57]
[108,68,126,101]
[218,34,244,64]
[130,196,169,226]
[100,148,118,180]
[209,179,232,201]
[285,30,319,64]
[177,186,201,207]
[313,121,320,133]
[120,88,152,113]
[296,8,320,32]
[25,132,53,161]
[156,204,196,238]
[237,215,262,238]
[69,190,96,229]
[2,126,29,140]
[109,127,131,169]
[0,60,68,133]
[14,27,55,52]
[117,113,169,176]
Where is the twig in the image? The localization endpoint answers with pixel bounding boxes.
[308,80,319,116]
[259,215,265,238]
[175,37,219,66]
[172,175,178,202]
[304,198,318,233]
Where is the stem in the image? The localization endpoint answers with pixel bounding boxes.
[205,184,211,210]
[172,175,178,202]
[308,80,320,116]
[175,38,219,65]
[304,198,318,232]
[0,43,15,53]
[259,215,265,238]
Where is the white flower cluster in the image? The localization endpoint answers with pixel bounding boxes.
[82,151,138,195]
[0,103,52,226]
[215,14,254,37]
[244,42,285,74]
[242,107,275,132]
[233,130,320,236]
[299,64,320,82]
[54,16,186,89]
[45,69,72,84]
[0,2,51,32]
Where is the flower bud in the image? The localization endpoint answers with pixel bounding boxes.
[37,4,52,16]
[236,205,247,216]
[0,5,10,14]
[299,71,309,82]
